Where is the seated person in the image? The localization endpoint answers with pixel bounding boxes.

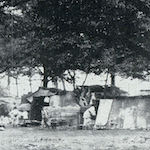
[83,104,96,129]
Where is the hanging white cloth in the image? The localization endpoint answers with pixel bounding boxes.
[95,99,113,127]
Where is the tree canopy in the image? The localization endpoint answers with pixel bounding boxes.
[0,0,150,87]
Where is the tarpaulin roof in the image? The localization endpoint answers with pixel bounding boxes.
[77,85,128,98]
[25,87,64,98]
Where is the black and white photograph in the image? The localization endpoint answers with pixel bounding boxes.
[0,0,150,149]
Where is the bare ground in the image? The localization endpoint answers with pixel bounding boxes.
[1,127,150,150]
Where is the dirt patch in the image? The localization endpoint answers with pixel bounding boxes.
[1,128,150,150]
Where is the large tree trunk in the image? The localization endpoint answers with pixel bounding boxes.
[43,65,49,88]
[61,77,66,91]
[110,73,115,86]
[72,70,76,90]
[68,70,76,90]
[15,77,19,97]
[104,72,109,99]
[29,76,32,92]
[7,72,11,95]
[81,73,88,87]
[53,77,58,89]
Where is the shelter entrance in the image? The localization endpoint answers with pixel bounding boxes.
[29,96,47,123]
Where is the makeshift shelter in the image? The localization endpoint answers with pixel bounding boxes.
[105,95,150,130]
[22,87,80,127]
[21,87,60,122]
[78,85,128,125]
[81,94,150,130]
[43,91,80,127]
[78,85,150,130]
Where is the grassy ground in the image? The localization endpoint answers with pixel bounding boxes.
[1,127,150,150]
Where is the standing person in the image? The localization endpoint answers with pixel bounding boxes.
[41,108,50,128]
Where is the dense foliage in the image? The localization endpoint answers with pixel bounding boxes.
[0,0,150,87]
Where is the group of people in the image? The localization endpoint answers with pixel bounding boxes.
[9,107,28,126]
[0,106,28,130]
